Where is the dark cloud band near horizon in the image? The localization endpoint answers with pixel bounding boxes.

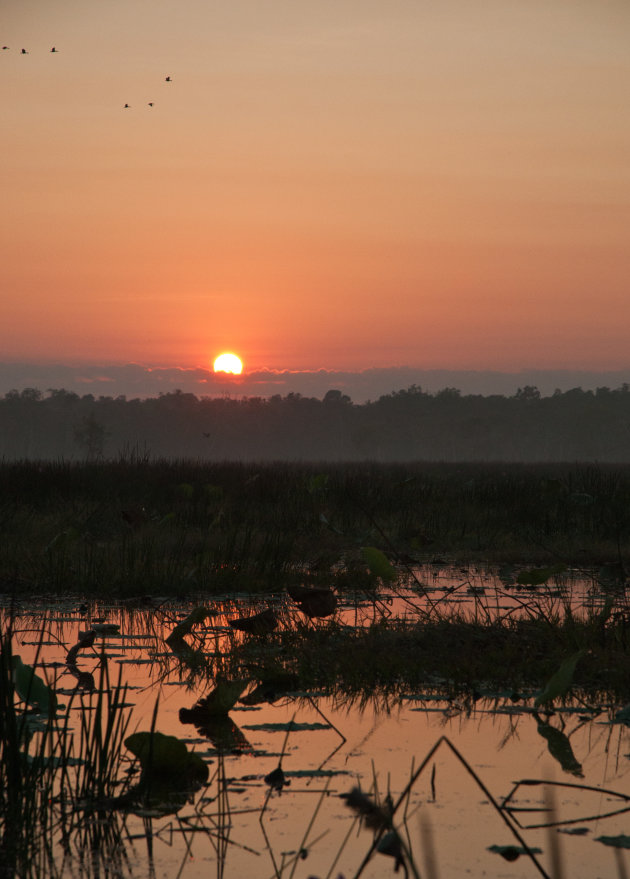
[2,362,630,403]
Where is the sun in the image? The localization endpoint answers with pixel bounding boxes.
[213,352,243,374]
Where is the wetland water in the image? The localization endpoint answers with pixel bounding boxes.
[3,566,630,878]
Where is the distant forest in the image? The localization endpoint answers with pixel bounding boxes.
[2,384,630,462]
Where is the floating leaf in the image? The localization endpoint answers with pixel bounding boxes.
[377,830,404,870]
[187,678,248,717]
[264,765,288,791]
[243,722,330,732]
[125,731,208,784]
[497,564,516,585]
[612,705,630,725]
[285,768,351,778]
[12,656,57,715]
[598,563,626,586]
[361,546,397,582]
[487,844,542,861]
[596,834,630,849]
[535,650,586,707]
[91,623,120,635]
[167,606,213,641]
[517,564,566,586]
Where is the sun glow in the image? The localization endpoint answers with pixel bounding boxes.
[213,352,243,374]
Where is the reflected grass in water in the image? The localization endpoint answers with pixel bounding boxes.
[0,630,134,878]
[4,573,630,877]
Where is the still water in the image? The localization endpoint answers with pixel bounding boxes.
[4,566,630,878]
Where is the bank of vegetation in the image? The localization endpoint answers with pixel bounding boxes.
[1,460,630,597]
[2,382,630,461]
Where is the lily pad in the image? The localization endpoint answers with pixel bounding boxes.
[91,623,121,635]
[12,656,58,715]
[243,722,330,732]
[535,650,586,707]
[361,546,397,582]
[596,834,630,849]
[517,564,566,586]
[166,606,213,641]
[613,705,630,725]
[487,844,542,861]
[125,730,208,785]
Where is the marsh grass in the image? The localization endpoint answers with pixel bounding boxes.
[3,458,630,875]
[3,590,630,877]
[2,460,630,598]
[0,631,136,878]
[0,628,62,877]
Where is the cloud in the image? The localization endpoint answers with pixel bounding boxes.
[1,362,630,402]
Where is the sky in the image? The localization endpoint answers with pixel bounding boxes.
[2,0,630,380]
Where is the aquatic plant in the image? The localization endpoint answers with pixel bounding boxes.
[2,460,630,598]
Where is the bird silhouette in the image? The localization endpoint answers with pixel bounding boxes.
[123,103,130,109]
[21,48,29,54]
[50,47,58,52]
[165,75,172,82]
[288,585,337,619]
[2,47,9,51]
[228,608,278,635]
[148,102,154,107]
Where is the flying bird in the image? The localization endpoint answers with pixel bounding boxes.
[2,46,9,51]
[123,103,130,108]
[165,75,172,82]
[21,48,29,54]
[148,102,154,107]
[50,47,58,52]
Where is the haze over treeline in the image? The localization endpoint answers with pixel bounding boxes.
[3,363,630,403]
[3,383,630,462]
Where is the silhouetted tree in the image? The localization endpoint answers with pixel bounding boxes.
[74,412,108,460]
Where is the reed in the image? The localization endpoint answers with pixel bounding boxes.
[2,460,630,599]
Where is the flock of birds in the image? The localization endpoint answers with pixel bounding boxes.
[1,46,58,52]
[124,76,172,109]
[3,45,58,53]
[3,45,173,109]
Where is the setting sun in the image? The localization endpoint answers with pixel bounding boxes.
[213,352,243,374]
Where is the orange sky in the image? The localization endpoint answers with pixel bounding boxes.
[2,0,629,372]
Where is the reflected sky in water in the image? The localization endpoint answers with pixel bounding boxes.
[4,570,630,878]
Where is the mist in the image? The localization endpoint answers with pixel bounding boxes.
[3,382,630,463]
[2,362,630,403]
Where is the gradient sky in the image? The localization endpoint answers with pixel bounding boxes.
[2,0,629,373]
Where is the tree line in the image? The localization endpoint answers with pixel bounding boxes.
[1,383,630,462]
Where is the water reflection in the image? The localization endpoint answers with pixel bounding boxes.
[2,568,630,877]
